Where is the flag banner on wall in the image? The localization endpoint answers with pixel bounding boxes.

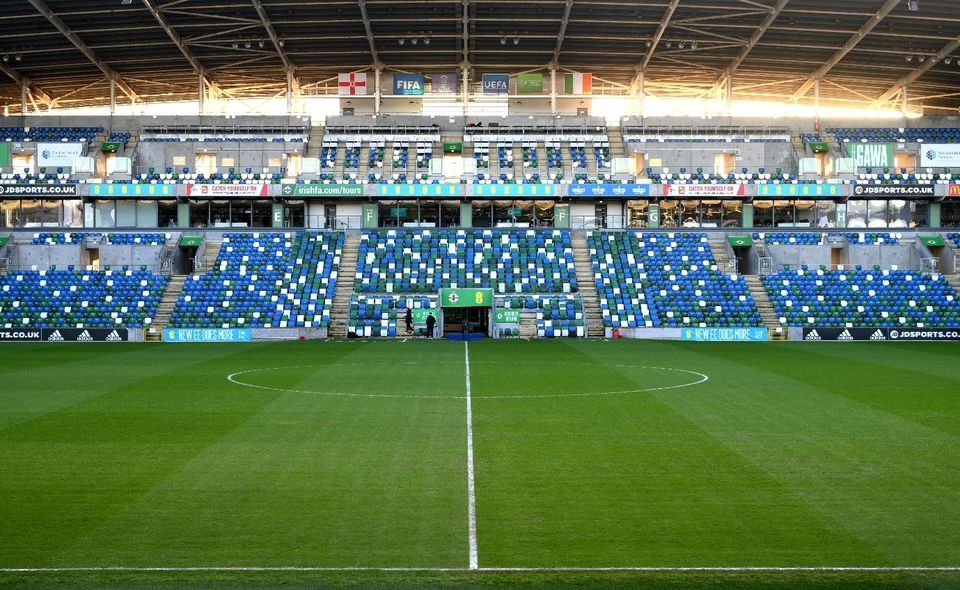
[432,73,460,94]
[517,73,544,94]
[393,73,424,95]
[845,143,894,168]
[564,72,592,94]
[482,73,510,95]
[338,72,367,95]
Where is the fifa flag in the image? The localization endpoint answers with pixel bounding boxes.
[338,72,367,95]
[564,72,592,95]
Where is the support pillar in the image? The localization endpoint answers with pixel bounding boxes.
[461,66,469,117]
[198,74,205,115]
[109,77,116,116]
[177,203,190,228]
[901,85,909,116]
[725,69,733,114]
[272,203,284,228]
[928,202,941,228]
[648,203,660,228]
[20,84,27,115]
[459,202,472,228]
[550,67,557,114]
[286,69,294,115]
[638,71,645,118]
[742,203,754,228]
[374,68,382,115]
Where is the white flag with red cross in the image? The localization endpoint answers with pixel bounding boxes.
[338,72,367,95]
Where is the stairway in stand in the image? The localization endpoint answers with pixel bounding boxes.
[328,233,360,338]
[709,240,736,273]
[946,274,960,297]
[144,274,187,342]
[745,275,786,341]
[571,232,606,338]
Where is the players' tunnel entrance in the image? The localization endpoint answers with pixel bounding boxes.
[439,288,493,338]
[443,306,490,335]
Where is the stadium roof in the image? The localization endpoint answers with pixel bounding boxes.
[0,0,958,114]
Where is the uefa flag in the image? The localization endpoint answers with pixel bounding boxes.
[564,72,592,95]
[338,72,367,95]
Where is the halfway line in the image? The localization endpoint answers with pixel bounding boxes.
[464,341,479,570]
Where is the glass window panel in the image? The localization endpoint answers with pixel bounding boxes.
[95,200,116,228]
[137,200,158,228]
[189,200,209,228]
[231,200,252,227]
[419,200,440,227]
[252,200,272,228]
[1,200,20,228]
[816,201,836,228]
[867,200,888,228]
[284,201,305,228]
[659,200,680,228]
[210,200,230,227]
[158,200,178,228]
[441,200,460,227]
[379,200,399,228]
[472,200,492,228]
[846,200,867,228]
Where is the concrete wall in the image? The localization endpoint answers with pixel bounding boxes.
[630,142,796,174]
[98,245,165,270]
[135,141,304,175]
[13,244,83,270]
[766,242,922,270]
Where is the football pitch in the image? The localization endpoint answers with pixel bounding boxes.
[1,339,959,589]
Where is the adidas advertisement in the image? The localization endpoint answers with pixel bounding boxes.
[803,327,960,342]
[802,327,889,342]
[39,328,129,342]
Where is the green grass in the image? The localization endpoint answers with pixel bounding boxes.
[1,340,959,588]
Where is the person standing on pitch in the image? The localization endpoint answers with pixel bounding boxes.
[425,312,436,338]
[405,307,413,333]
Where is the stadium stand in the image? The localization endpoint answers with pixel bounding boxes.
[589,231,761,329]
[169,231,343,329]
[0,268,166,328]
[354,229,577,294]
[763,268,960,328]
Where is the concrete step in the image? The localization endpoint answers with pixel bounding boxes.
[745,275,786,340]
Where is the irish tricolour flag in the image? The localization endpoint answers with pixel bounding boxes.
[564,72,592,94]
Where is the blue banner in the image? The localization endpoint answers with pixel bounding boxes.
[482,73,509,95]
[757,184,841,198]
[680,327,768,342]
[471,184,557,197]
[89,183,174,198]
[393,73,425,96]
[376,184,461,197]
[163,328,252,343]
[569,184,652,197]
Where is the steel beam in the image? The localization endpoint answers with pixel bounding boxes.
[641,0,681,72]
[357,0,381,67]
[141,0,207,76]
[26,0,140,102]
[791,0,902,100]
[877,35,960,104]
[551,0,574,67]
[251,0,295,72]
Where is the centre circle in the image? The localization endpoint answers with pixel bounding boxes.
[227,362,709,400]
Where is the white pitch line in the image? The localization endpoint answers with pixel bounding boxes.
[2,566,959,573]
[464,341,479,570]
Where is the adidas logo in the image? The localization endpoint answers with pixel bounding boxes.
[869,329,886,341]
[76,330,93,342]
[837,329,854,341]
[106,330,123,342]
[47,330,64,342]
[804,329,821,341]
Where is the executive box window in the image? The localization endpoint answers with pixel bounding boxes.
[846,199,920,228]
[158,200,178,228]
[627,200,649,227]
[472,200,554,227]
[189,199,273,228]
[284,201,305,228]
[753,200,816,228]
[378,200,461,228]
[658,199,742,228]
[941,201,960,228]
